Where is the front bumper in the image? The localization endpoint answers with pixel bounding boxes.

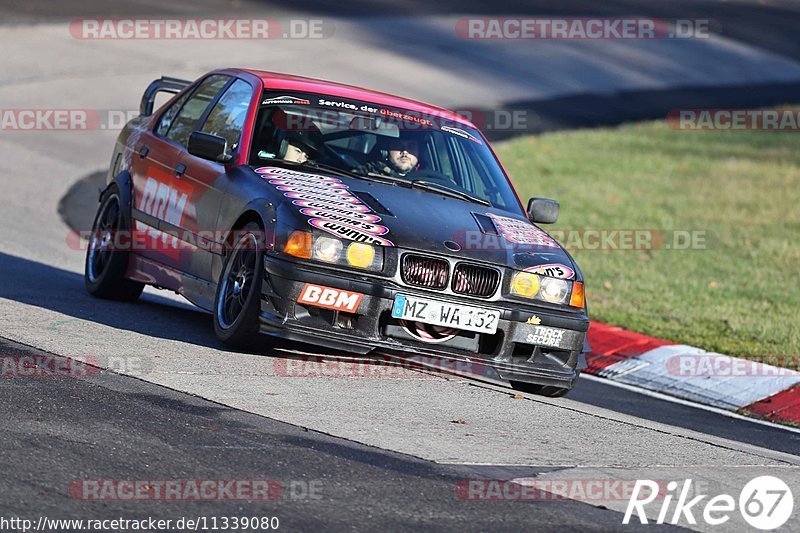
[259,255,589,389]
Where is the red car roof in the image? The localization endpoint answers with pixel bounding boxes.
[238,68,475,127]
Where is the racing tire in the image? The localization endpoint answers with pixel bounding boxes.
[84,185,144,302]
[213,222,269,349]
[510,372,579,398]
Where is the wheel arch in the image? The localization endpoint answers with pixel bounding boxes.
[212,200,277,282]
[99,170,134,229]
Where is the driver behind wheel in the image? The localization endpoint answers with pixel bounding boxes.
[354,134,422,178]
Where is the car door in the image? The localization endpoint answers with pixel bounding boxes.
[130,74,230,270]
[176,77,256,281]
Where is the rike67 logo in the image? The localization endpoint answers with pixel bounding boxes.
[624,476,794,530]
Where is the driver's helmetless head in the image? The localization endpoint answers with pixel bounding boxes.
[284,142,310,163]
[387,139,419,174]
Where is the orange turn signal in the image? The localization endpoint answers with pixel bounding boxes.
[283,231,312,259]
[569,281,585,308]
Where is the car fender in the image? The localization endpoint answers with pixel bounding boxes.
[98,169,134,230]
[211,197,277,283]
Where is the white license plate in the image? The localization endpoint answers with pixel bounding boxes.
[391,294,500,334]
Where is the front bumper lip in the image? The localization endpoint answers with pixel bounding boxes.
[259,254,588,389]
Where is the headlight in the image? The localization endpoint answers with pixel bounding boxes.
[511,270,583,307]
[282,230,383,271]
[540,277,569,303]
[313,236,343,263]
[511,271,540,298]
[346,242,376,269]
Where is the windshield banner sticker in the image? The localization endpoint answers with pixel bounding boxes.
[441,125,483,145]
[261,95,311,106]
[256,166,394,246]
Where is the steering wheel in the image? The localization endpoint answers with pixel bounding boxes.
[322,144,360,169]
[409,169,454,184]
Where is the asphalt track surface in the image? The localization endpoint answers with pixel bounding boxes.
[4,0,800,62]
[0,337,643,531]
[2,1,800,531]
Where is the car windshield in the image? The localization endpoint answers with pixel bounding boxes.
[248,91,523,213]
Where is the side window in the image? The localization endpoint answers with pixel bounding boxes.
[155,91,190,137]
[163,75,229,147]
[200,79,252,151]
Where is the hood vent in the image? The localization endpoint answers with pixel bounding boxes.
[472,212,498,234]
[353,191,394,216]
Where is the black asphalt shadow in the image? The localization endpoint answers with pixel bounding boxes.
[0,250,226,350]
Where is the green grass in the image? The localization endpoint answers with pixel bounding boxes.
[495,115,800,360]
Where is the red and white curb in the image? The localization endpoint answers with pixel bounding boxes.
[585,322,800,426]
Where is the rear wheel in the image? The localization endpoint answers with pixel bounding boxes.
[84,185,144,301]
[213,222,268,348]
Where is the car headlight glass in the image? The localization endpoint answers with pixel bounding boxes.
[511,271,541,298]
[313,236,343,263]
[282,230,383,271]
[511,270,579,306]
[539,277,569,304]
[346,242,376,269]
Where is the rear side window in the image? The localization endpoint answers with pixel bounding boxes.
[161,75,229,147]
[200,79,252,151]
[155,91,190,137]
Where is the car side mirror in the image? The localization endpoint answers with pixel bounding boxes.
[188,131,232,163]
[527,197,560,224]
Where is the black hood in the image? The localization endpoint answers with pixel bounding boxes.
[256,165,578,277]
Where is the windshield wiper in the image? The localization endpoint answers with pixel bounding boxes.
[300,161,363,179]
[293,162,410,187]
[411,180,491,206]
[363,172,411,186]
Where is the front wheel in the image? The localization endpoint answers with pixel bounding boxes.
[213,222,269,348]
[84,185,144,301]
